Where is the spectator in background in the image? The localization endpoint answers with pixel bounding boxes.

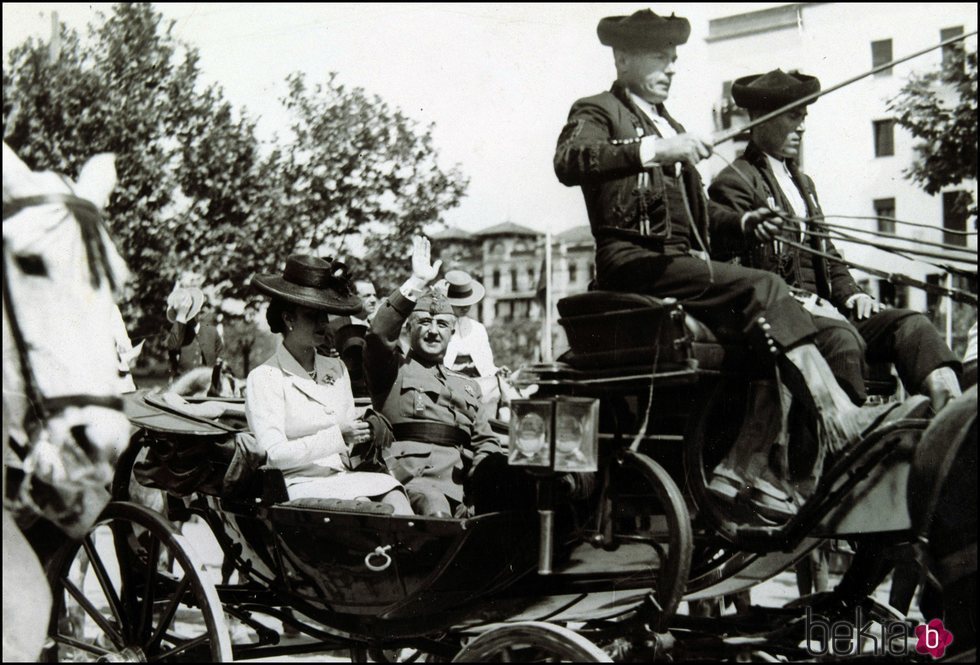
[326,278,382,398]
[165,284,223,385]
[353,279,380,325]
[442,270,497,378]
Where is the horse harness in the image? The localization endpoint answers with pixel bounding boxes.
[2,193,124,441]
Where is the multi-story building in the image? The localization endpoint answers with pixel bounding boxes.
[430,222,596,327]
[704,3,976,324]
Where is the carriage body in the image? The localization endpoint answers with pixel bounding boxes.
[39,292,973,662]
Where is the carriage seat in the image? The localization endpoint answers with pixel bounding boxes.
[557,291,899,395]
[557,291,732,372]
[133,431,394,514]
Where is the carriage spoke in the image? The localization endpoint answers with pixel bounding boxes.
[499,646,514,662]
[145,574,192,653]
[137,536,161,641]
[152,633,209,661]
[61,574,126,648]
[54,632,113,656]
[81,534,126,629]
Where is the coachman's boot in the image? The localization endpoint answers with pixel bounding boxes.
[708,380,797,521]
[784,344,931,454]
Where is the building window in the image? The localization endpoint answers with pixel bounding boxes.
[527,268,535,286]
[871,39,893,75]
[877,279,907,308]
[492,269,500,288]
[942,191,970,247]
[941,26,965,67]
[510,269,518,290]
[873,197,896,234]
[873,120,895,157]
[568,263,578,283]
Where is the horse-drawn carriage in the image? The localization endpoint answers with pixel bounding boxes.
[3,141,974,662]
[36,290,976,662]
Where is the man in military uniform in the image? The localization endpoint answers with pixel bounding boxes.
[554,9,929,517]
[708,69,961,413]
[364,236,531,517]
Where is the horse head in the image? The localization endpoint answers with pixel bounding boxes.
[3,142,132,536]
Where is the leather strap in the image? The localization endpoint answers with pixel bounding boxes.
[393,421,471,448]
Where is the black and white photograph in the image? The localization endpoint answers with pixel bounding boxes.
[3,3,976,662]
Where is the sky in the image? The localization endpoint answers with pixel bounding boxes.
[3,3,794,236]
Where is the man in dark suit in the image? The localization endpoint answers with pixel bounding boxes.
[554,9,929,516]
[708,69,961,413]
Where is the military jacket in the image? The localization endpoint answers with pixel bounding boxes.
[363,290,502,502]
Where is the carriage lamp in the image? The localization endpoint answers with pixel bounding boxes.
[508,397,599,473]
[508,400,553,468]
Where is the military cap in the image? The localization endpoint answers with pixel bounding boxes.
[597,9,691,51]
[732,69,821,112]
[414,289,455,316]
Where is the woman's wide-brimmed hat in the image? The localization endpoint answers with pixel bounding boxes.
[731,69,821,112]
[443,270,485,307]
[166,287,206,324]
[597,9,691,51]
[252,255,362,314]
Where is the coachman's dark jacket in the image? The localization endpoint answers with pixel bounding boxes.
[708,142,862,309]
[554,81,742,275]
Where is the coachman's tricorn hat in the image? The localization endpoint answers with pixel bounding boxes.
[731,69,821,112]
[252,255,362,314]
[597,9,691,50]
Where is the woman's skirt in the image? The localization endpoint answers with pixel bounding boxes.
[285,470,403,501]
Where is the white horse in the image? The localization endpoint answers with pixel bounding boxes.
[2,142,132,660]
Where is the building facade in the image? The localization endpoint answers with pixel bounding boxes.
[704,3,977,323]
[431,222,595,327]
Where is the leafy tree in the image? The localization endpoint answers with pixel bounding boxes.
[4,3,467,368]
[888,47,978,210]
[277,72,468,291]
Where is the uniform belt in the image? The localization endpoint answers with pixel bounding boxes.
[392,421,471,448]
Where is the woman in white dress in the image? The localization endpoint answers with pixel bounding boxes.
[246,255,412,514]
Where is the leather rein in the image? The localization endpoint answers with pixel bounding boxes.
[3,193,124,429]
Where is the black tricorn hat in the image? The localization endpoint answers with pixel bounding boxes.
[597,9,691,51]
[731,69,821,112]
[252,255,362,314]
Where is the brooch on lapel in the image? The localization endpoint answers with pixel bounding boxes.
[463,384,476,398]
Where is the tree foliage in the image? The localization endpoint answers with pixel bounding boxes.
[888,47,978,206]
[3,3,467,362]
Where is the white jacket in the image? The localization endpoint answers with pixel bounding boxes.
[245,343,355,483]
[444,316,496,377]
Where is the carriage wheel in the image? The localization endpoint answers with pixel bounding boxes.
[44,501,232,662]
[451,622,612,662]
[612,450,694,631]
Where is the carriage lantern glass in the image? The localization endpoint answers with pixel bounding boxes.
[509,400,553,467]
[508,397,599,472]
[554,397,599,472]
